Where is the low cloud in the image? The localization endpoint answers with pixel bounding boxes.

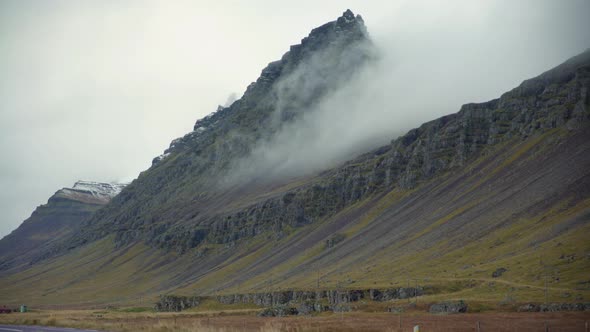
[223,1,590,186]
[1,0,589,237]
[223,93,238,108]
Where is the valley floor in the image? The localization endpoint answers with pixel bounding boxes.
[0,308,588,332]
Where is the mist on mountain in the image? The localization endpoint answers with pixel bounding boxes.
[1,1,589,237]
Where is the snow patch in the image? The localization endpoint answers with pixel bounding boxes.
[67,180,128,199]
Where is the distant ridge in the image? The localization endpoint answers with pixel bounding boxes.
[0,180,127,273]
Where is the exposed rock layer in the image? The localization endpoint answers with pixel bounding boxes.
[154,295,202,312]
[215,287,423,307]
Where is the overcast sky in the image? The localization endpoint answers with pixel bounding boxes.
[1,0,589,238]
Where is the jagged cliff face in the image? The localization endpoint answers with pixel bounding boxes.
[0,181,126,272]
[0,11,589,306]
[199,49,590,247]
[59,10,375,252]
[106,47,587,253]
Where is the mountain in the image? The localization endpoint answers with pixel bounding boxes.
[0,181,126,273]
[0,11,588,307]
[42,8,375,256]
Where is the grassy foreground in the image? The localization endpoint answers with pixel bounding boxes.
[0,307,589,332]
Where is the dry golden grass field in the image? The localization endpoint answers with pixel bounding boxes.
[0,307,589,332]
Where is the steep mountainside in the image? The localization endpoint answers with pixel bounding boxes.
[41,9,375,258]
[65,46,590,257]
[0,11,588,307]
[0,181,126,272]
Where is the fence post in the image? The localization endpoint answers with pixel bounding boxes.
[477,321,481,332]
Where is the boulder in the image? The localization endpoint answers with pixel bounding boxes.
[257,306,298,317]
[518,303,540,312]
[492,267,507,278]
[429,301,468,314]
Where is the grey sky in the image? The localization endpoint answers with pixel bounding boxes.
[1,0,589,238]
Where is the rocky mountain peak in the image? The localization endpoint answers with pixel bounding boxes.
[343,9,355,19]
[154,10,374,164]
[302,9,367,54]
[338,9,363,26]
[55,180,128,204]
[71,10,377,256]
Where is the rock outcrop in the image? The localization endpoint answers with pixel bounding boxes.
[56,181,127,205]
[257,306,299,317]
[429,301,468,314]
[539,303,590,312]
[492,267,508,278]
[519,302,590,312]
[216,287,423,312]
[154,295,202,312]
